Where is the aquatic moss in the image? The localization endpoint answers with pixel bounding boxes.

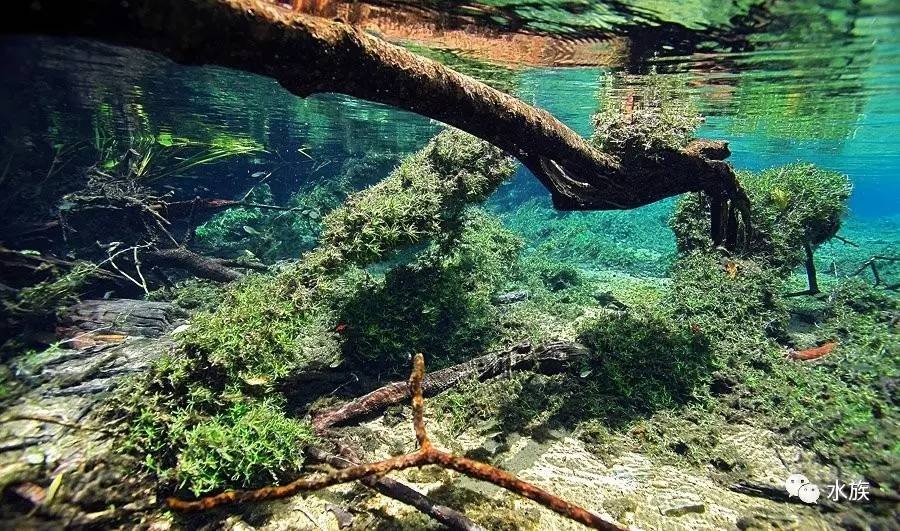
[147,278,226,313]
[319,129,515,268]
[339,209,522,368]
[179,271,354,382]
[592,71,703,156]
[175,399,315,497]
[574,308,712,421]
[672,163,852,272]
[118,383,315,497]
[179,131,516,380]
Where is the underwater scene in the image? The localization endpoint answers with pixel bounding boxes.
[0,0,898,529]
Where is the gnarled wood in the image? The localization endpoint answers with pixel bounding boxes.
[4,0,748,220]
[312,340,589,431]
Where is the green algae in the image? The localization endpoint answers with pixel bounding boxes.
[109,129,518,496]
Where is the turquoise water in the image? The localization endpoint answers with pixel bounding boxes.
[0,1,897,277]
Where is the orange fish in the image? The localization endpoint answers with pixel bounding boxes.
[788,341,837,361]
[335,323,348,334]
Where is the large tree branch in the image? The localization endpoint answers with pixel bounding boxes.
[4,0,747,215]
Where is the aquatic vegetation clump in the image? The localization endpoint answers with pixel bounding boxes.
[179,270,356,381]
[147,278,226,313]
[320,129,515,267]
[175,399,315,497]
[672,163,852,271]
[575,309,712,420]
[117,374,316,497]
[592,72,703,155]
[339,209,522,367]
[5,261,96,317]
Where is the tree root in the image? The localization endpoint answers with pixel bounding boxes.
[167,353,622,530]
[312,340,589,431]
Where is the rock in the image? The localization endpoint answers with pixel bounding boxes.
[0,336,170,527]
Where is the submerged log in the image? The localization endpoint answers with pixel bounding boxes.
[4,0,749,224]
[56,298,188,342]
[312,341,589,431]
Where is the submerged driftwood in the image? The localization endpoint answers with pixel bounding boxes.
[5,0,748,242]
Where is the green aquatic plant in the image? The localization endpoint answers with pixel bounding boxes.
[320,128,515,268]
[574,308,712,421]
[339,209,522,368]
[7,261,96,316]
[592,71,703,155]
[111,130,518,496]
[499,197,676,277]
[672,163,852,272]
[175,399,315,497]
[117,373,316,497]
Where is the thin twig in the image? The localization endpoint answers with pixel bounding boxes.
[167,353,622,530]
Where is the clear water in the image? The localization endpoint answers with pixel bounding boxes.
[1,2,899,527]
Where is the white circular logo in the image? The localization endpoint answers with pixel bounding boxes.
[785,474,809,497]
[798,483,820,504]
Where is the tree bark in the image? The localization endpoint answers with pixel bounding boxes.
[312,341,589,431]
[145,247,243,282]
[4,0,748,215]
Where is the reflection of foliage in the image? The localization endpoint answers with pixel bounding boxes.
[401,43,520,94]
[724,0,873,141]
[91,103,263,184]
[593,71,702,155]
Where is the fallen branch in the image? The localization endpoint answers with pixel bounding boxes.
[5,0,748,231]
[305,446,484,531]
[312,341,589,431]
[168,353,622,530]
[145,247,243,282]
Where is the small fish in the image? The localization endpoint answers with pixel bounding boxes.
[690,323,702,334]
[242,225,261,236]
[335,323,348,334]
[250,171,267,178]
[788,341,837,361]
[307,210,321,220]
